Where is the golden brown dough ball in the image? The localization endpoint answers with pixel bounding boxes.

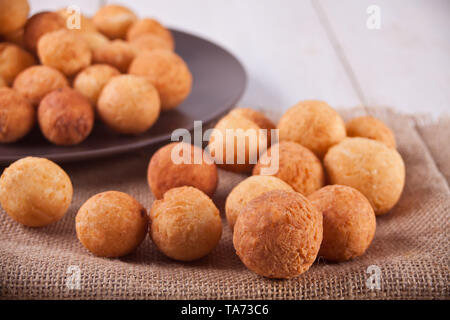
[0,87,34,142]
[23,12,65,53]
[73,64,120,106]
[346,116,396,149]
[278,100,346,159]
[93,4,137,39]
[97,75,160,134]
[228,107,276,145]
[308,185,376,262]
[225,175,293,230]
[93,40,136,73]
[0,76,6,87]
[56,8,97,33]
[150,186,222,261]
[147,142,218,199]
[0,43,36,85]
[0,157,73,227]
[79,31,109,52]
[0,0,29,34]
[3,28,26,47]
[38,87,94,145]
[37,29,91,76]
[76,191,148,257]
[128,49,192,110]
[253,141,324,196]
[13,65,69,106]
[324,137,405,215]
[233,190,322,279]
[127,18,174,49]
[130,34,173,52]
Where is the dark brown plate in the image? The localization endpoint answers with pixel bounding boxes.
[0,29,246,165]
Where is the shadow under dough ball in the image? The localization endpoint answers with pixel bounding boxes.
[147,142,218,199]
[38,87,94,145]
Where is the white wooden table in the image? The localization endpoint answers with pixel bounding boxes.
[30,0,450,117]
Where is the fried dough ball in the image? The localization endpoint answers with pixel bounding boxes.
[127,18,174,49]
[225,175,293,230]
[0,157,73,227]
[24,12,65,53]
[150,186,222,261]
[324,137,405,215]
[97,75,160,134]
[228,108,276,145]
[76,191,148,257]
[56,8,97,33]
[147,142,218,199]
[2,28,26,47]
[79,32,109,51]
[128,49,192,110]
[0,87,34,142]
[253,141,324,196]
[93,40,136,73]
[233,190,322,279]
[13,65,69,106]
[0,0,29,34]
[38,87,94,145]
[308,185,376,262]
[346,116,396,149]
[0,76,6,87]
[208,114,268,173]
[278,100,346,158]
[130,34,173,52]
[38,29,91,76]
[93,4,137,39]
[0,43,36,85]
[73,64,120,106]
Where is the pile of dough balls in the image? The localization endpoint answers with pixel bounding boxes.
[0,1,192,146]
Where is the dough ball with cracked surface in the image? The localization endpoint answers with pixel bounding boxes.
[0,43,36,85]
[278,100,346,158]
[0,157,73,227]
[0,87,35,143]
[147,142,218,199]
[76,191,148,257]
[93,4,137,39]
[23,11,65,53]
[38,87,94,145]
[225,175,293,230]
[93,39,136,72]
[233,190,322,279]
[150,186,222,261]
[127,18,174,49]
[13,65,69,106]
[253,141,324,196]
[128,49,191,110]
[308,185,376,262]
[97,75,160,134]
[0,0,29,34]
[346,116,396,149]
[324,137,405,215]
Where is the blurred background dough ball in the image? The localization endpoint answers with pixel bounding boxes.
[308,185,376,262]
[129,50,192,110]
[130,34,173,52]
[23,11,65,53]
[93,4,137,39]
[76,191,148,257]
[233,190,322,279]
[0,43,36,85]
[0,87,34,142]
[253,141,324,196]
[13,65,69,106]
[225,175,293,230]
[0,157,73,227]
[346,116,396,149]
[97,75,160,134]
[324,137,405,215]
[93,40,136,72]
[73,64,120,106]
[150,186,222,261]
[127,18,174,49]
[228,107,276,145]
[38,87,94,145]
[208,114,268,173]
[278,100,346,158]
[56,8,97,33]
[79,32,109,52]
[37,29,91,76]
[147,142,218,199]
[0,0,29,34]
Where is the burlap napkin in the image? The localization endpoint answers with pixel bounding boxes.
[0,107,448,300]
